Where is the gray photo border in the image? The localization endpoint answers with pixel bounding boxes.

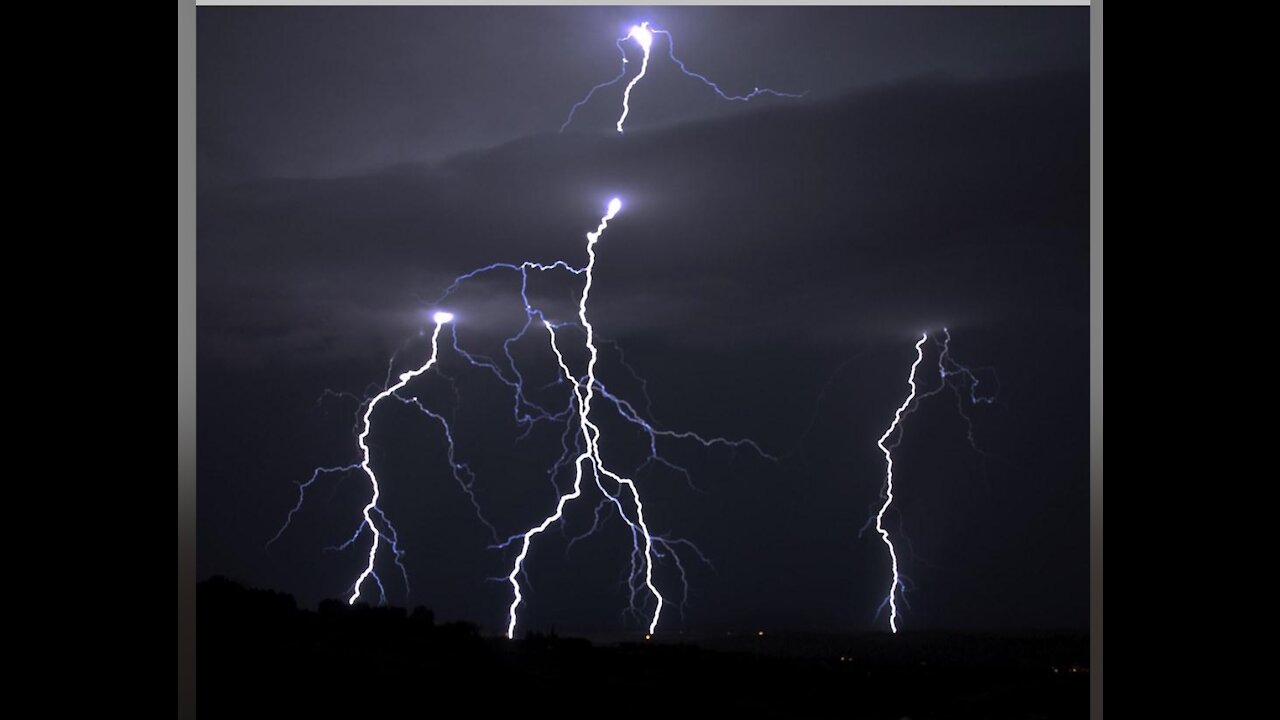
[178,0,197,717]
[1089,1,1103,717]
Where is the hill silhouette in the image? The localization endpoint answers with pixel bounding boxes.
[199,577,1086,717]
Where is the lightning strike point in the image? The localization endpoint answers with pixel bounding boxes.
[628,23,653,51]
[433,311,455,324]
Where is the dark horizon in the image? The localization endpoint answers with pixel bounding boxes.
[197,6,1089,638]
[198,574,1089,717]
[202,573,1090,638]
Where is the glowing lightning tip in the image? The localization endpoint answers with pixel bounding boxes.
[433,311,455,324]
[608,198,623,214]
[629,23,653,51]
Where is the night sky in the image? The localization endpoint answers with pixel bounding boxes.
[197,6,1089,635]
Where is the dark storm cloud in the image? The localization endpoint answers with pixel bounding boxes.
[197,7,1089,634]
[199,70,1086,369]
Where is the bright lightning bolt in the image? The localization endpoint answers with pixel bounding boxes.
[868,329,999,633]
[348,313,452,605]
[499,203,626,640]
[504,198,666,639]
[616,24,653,133]
[566,198,664,633]
[561,22,804,134]
[873,333,928,634]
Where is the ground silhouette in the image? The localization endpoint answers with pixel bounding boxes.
[198,577,1087,717]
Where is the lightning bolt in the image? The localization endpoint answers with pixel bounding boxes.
[616,23,654,133]
[869,329,998,632]
[348,312,454,605]
[561,22,804,134]
[267,313,457,606]
[504,198,665,638]
[873,333,928,634]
